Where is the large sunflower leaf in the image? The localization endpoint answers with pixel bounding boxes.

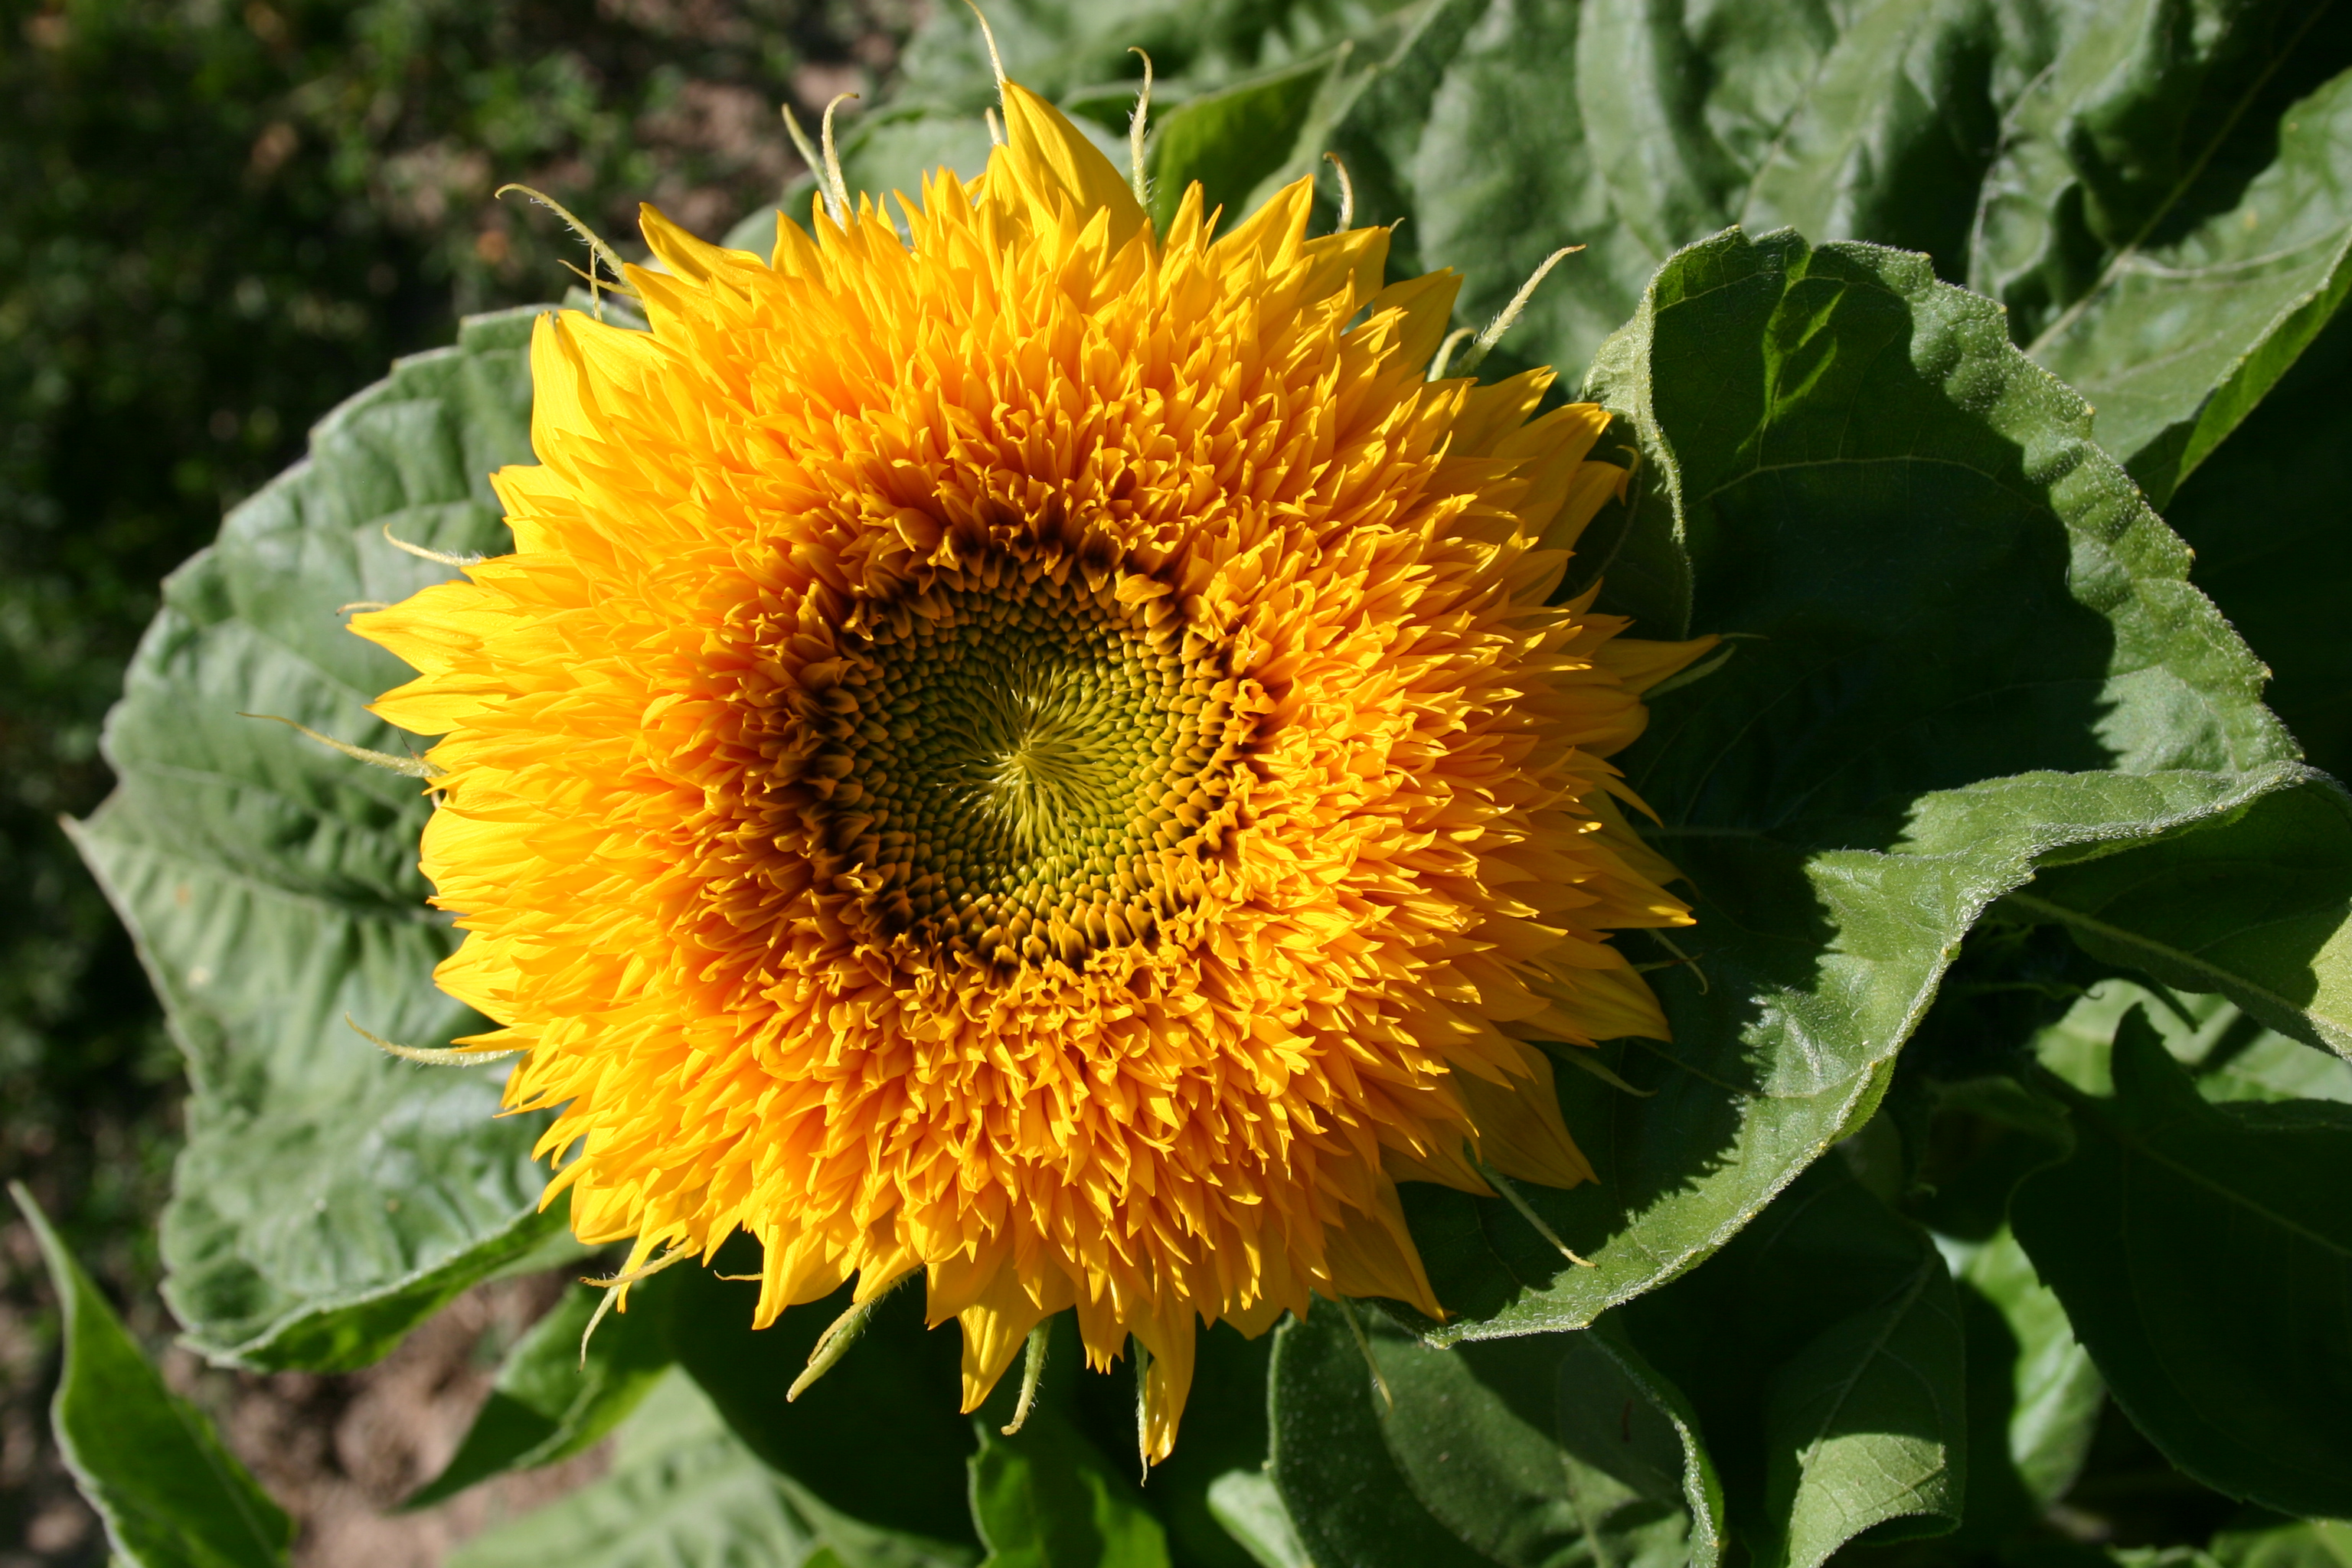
[10,1184,292,1568]
[67,306,573,1370]
[2011,1009,2352,1519]
[1387,225,2300,1341]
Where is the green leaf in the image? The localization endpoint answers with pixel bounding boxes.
[2011,1008,2352,1518]
[2211,1518,2352,1568]
[1143,56,1334,234]
[447,1370,821,1568]
[2006,779,2352,1059]
[404,1279,676,1508]
[68,305,582,1371]
[2163,302,2352,781]
[2030,974,2352,1106]
[1955,1227,2105,1510]
[2039,61,2352,506]
[1971,0,2352,500]
[1387,224,2299,1341]
[1550,1330,1730,1568]
[969,1407,1171,1568]
[1202,1472,1308,1568]
[10,1181,292,1568]
[1618,1161,1967,1568]
[665,1243,982,1563]
[1269,1307,1723,1568]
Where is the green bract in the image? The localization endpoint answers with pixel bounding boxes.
[47,1,2352,1563]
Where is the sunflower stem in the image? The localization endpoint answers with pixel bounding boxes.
[1478,1161,1596,1269]
[580,1244,694,1368]
[790,1270,916,1402]
[1127,49,1155,208]
[381,522,482,569]
[1323,151,1354,234]
[243,714,443,780]
[494,184,637,305]
[1450,244,1584,378]
[1001,1321,1051,1435]
[345,1014,518,1067]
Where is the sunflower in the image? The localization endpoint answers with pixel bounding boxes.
[353,80,1711,1460]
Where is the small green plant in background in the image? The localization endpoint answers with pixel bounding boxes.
[25,0,2352,1564]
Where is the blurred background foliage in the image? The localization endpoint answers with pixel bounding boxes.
[0,1,912,1557]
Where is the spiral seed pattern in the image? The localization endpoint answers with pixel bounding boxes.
[788,554,1250,969]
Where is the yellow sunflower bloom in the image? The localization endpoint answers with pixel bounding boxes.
[353,83,1712,1460]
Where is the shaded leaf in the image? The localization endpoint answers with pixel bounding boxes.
[1955,1227,2105,1510]
[1974,0,2352,498]
[969,1407,1171,1568]
[2164,300,2352,781]
[1552,1330,1730,1568]
[447,1371,820,1568]
[10,1182,292,1568]
[68,306,578,1370]
[1144,56,1334,233]
[1618,1162,1967,1568]
[405,1278,676,1508]
[2040,62,2352,506]
[2007,779,2352,1059]
[1269,1308,1723,1568]
[2031,974,2352,1106]
[666,1241,982,1563]
[2211,1518,2352,1568]
[2012,1008,2352,1518]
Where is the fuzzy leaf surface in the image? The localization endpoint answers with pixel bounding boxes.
[67,307,577,1370]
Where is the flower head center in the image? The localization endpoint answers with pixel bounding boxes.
[777,543,1255,971]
